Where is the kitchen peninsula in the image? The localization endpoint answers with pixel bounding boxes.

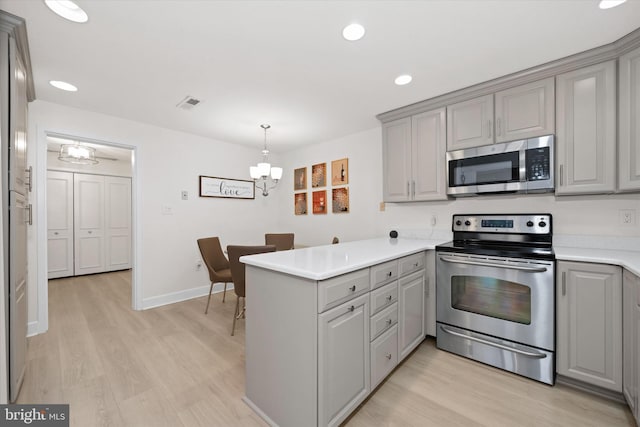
[240,237,444,427]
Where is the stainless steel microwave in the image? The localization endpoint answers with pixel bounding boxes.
[446,135,554,196]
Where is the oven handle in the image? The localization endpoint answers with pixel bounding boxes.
[439,325,547,359]
[438,256,548,273]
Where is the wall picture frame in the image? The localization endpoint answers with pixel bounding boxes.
[331,158,349,185]
[332,187,349,213]
[199,175,255,199]
[312,190,327,214]
[294,193,307,215]
[294,167,307,191]
[311,162,326,188]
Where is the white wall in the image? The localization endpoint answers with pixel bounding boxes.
[278,126,640,242]
[28,100,279,333]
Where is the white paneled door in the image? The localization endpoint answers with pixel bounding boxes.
[47,171,74,278]
[74,173,105,275]
[105,176,131,271]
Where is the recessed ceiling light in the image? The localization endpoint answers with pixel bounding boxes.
[394,75,413,86]
[44,0,89,23]
[342,23,365,41]
[598,0,627,9]
[49,80,78,92]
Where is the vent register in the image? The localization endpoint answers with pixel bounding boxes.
[176,95,202,111]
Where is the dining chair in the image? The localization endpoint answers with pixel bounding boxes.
[265,233,295,251]
[227,244,276,336]
[197,237,233,314]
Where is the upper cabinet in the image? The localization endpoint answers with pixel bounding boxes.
[383,108,447,202]
[446,78,555,151]
[556,61,616,195]
[619,46,640,192]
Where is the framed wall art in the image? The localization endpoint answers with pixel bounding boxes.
[294,193,307,215]
[332,187,349,213]
[294,167,307,191]
[331,158,349,185]
[311,162,326,188]
[312,190,327,214]
[199,175,255,199]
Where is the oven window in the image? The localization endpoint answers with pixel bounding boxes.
[450,275,531,324]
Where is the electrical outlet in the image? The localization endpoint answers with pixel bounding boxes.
[619,209,636,225]
[195,259,203,271]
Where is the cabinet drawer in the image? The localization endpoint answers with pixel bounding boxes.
[399,252,425,277]
[318,268,370,313]
[370,260,398,290]
[371,325,398,389]
[370,302,398,341]
[370,281,398,315]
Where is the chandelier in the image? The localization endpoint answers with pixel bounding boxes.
[58,142,99,165]
[249,124,282,197]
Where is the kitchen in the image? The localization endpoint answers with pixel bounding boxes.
[0,0,640,426]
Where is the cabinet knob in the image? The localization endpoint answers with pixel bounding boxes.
[348,305,355,312]
[386,319,392,325]
[349,285,356,292]
[88,230,92,234]
[54,232,59,235]
[387,271,392,277]
[386,295,392,301]
[414,262,419,267]
[386,353,392,360]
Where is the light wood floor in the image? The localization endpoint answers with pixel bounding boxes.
[19,271,635,426]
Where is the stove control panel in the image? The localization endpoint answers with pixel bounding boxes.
[452,214,551,234]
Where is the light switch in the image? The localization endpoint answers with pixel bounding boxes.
[181,190,188,200]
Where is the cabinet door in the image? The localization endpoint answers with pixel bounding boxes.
[556,261,622,391]
[74,173,105,275]
[619,46,640,192]
[412,108,448,201]
[382,118,412,202]
[494,77,555,143]
[398,270,425,361]
[424,251,436,337]
[47,171,74,278]
[623,270,638,414]
[105,176,131,271]
[556,61,616,195]
[446,94,494,150]
[318,294,370,427]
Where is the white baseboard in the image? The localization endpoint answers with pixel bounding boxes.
[142,282,234,310]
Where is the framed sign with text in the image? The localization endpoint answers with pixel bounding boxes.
[199,175,255,199]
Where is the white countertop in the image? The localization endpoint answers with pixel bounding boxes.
[554,246,640,277]
[241,237,446,280]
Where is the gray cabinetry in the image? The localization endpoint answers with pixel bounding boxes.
[619,46,640,192]
[556,261,622,392]
[446,78,555,151]
[382,109,447,202]
[623,269,640,425]
[398,270,425,361]
[556,61,617,195]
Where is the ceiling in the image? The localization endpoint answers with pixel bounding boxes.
[2,0,640,153]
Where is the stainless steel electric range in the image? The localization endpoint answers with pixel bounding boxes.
[435,213,556,385]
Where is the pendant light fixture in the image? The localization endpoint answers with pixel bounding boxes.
[58,142,99,165]
[249,124,282,196]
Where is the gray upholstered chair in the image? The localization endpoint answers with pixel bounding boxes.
[197,237,233,314]
[227,244,276,336]
[265,233,295,251]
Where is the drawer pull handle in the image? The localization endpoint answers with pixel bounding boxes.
[386,295,392,301]
[386,353,392,360]
[414,262,419,267]
[387,271,392,277]
[348,305,355,312]
[386,319,392,325]
[349,285,356,292]
[54,232,59,235]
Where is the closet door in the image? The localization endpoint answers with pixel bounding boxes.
[74,174,105,275]
[105,176,131,271]
[47,171,74,278]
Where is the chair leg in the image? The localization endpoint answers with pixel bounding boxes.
[204,281,214,314]
[231,296,239,336]
[222,282,227,303]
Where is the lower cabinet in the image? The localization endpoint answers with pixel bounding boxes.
[556,261,622,392]
[623,269,640,425]
[398,270,425,361]
[318,294,370,427]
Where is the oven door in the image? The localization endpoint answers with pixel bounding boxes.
[436,252,554,351]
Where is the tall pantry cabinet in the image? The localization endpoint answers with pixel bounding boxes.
[47,171,131,278]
